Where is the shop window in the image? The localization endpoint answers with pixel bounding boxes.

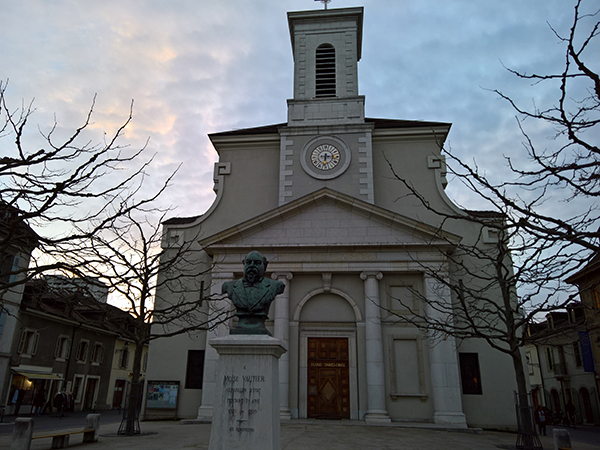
[459,352,483,395]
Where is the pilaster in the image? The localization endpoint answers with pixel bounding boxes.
[424,274,467,427]
[272,272,293,420]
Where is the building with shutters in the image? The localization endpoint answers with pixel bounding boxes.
[0,203,38,409]
[4,277,141,414]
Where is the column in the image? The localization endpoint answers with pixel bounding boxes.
[198,272,234,420]
[424,274,467,426]
[360,271,391,424]
[272,272,293,420]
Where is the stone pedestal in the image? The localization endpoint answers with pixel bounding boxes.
[11,418,34,450]
[208,335,287,450]
[553,428,571,450]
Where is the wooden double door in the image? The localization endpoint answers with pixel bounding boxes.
[307,337,350,419]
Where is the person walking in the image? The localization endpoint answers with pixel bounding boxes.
[535,405,547,436]
[33,388,46,416]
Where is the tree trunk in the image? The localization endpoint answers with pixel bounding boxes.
[512,348,540,450]
[120,340,144,435]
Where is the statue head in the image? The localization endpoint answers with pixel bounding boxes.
[242,251,268,285]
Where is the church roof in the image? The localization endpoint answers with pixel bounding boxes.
[208,118,451,138]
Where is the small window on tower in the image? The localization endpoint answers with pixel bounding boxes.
[315,44,336,98]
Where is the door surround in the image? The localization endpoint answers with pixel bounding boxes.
[299,327,359,420]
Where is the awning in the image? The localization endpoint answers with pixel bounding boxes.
[13,371,63,380]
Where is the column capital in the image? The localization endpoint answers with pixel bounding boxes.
[271,272,293,281]
[360,271,383,281]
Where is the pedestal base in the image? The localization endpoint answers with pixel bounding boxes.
[208,335,286,450]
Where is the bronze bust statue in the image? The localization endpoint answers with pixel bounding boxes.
[222,251,285,335]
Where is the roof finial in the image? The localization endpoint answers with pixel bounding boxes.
[315,0,332,10]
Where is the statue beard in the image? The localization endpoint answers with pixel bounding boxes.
[244,269,262,285]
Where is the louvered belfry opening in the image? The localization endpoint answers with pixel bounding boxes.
[315,44,336,98]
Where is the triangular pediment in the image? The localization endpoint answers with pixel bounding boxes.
[200,188,460,252]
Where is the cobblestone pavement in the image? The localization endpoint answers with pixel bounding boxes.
[1,418,599,450]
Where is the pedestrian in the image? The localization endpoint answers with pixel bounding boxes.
[9,388,19,415]
[535,405,547,436]
[33,388,46,416]
[54,391,65,418]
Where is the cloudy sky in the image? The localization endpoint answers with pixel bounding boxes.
[0,0,593,222]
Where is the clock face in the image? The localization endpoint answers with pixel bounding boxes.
[300,136,351,180]
[311,144,340,171]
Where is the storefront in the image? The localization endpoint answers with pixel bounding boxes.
[7,366,63,415]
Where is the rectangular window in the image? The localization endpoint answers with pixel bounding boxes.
[118,348,129,369]
[91,343,104,364]
[546,347,554,372]
[54,335,71,360]
[459,353,483,395]
[0,308,7,340]
[573,341,582,367]
[76,340,89,362]
[0,253,15,285]
[18,329,39,356]
[185,350,205,389]
[526,351,534,375]
[142,352,148,372]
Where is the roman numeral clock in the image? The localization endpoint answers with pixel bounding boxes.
[300,135,352,180]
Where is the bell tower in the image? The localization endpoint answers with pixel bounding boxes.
[279,7,373,207]
[287,7,365,126]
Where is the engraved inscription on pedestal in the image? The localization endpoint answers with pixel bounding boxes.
[224,374,266,436]
[208,335,285,450]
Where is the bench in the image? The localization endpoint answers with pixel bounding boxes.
[11,413,100,450]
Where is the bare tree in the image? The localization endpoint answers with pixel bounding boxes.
[0,80,167,297]
[383,2,598,448]
[60,209,229,434]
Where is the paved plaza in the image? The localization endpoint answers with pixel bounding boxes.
[1,417,599,450]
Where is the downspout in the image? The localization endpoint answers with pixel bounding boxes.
[63,323,81,391]
[534,343,547,407]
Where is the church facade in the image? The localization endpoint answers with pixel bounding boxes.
[144,7,518,429]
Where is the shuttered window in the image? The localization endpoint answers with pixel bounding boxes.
[315,44,336,98]
[18,329,39,356]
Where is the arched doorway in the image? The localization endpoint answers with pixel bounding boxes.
[294,289,362,420]
[579,387,594,424]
